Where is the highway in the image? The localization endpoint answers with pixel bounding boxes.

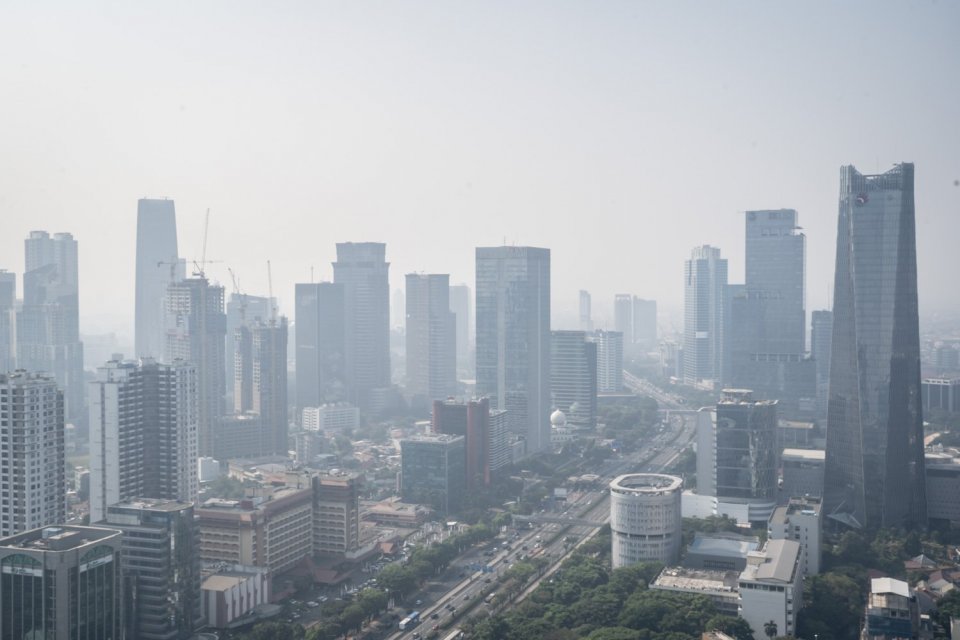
[385,375,696,639]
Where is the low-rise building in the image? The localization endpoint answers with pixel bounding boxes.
[863,577,920,640]
[922,378,960,414]
[303,403,360,431]
[363,498,432,528]
[684,532,761,572]
[738,539,803,640]
[0,525,123,640]
[768,496,821,577]
[651,566,740,616]
[196,487,314,576]
[201,564,270,629]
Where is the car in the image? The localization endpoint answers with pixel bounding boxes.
[484,577,492,583]
[431,613,439,620]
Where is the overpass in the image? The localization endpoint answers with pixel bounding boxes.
[511,513,607,528]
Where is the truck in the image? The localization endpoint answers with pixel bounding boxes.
[399,611,421,630]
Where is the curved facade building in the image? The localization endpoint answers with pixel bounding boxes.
[610,474,683,568]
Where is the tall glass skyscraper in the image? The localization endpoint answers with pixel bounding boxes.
[135,198,181,359]
[683,245,727,387]
[476,246,551,454]
[823,163,926,530]
[295,282,346,411]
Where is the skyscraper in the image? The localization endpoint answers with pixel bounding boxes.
[0,372,65,537]
[0,271,15,372]
[405,273,456,406]
[165,277,226,456]
[449,284,472,374]
[550,330,597,429]
[592,330,624,393]
[17,230,85,425]
[810,309,833,415]
[823,163,926,530]
[579,290,593,332]
[136,198,181,359]
[104,500,202,640]
[226,292,273,403]
[683,245,727,387]
[295,282,346,411]
[252,318,289,456]
[614,294,633,344]
[632,298,657,350]
[476,246,551,454]
[729,210,815,417]
[333,243,391,410]
[88,359,199,524]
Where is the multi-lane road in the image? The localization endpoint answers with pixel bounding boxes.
[385,375,697,639]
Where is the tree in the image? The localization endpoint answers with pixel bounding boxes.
[238,622,305,640]
[377,563,417,599]
[763,620,778,639]
[704,615,754,640]
[357,588,388,619]
[339,603,366,633]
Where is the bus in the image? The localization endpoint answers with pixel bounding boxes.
[399,611,421,630]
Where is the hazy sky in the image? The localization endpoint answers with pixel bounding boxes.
[2,1,958,341]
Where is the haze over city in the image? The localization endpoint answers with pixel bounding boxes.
[2,1,959,340]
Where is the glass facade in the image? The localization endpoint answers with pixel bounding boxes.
[823,163,926,530]
[714,392,778,502]
[400,435,466,513]
[475,247,551,454]
[295,282,347,410]
[683,245,727,386]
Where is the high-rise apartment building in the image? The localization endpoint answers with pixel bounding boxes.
[295,282,346,411]
[0,372,65,537]
[550,330,597,429]
[432,397,509,489]
[449,284,472,375]
[165,277,226,456]
[333,243,391,410]
[579,290,592,332]
[226,292,273,402]
[405,274,456,406]
[592,330,624,393]
[476,246,551,454]
[0,525,123,640]
[17,231,85,425]
[104,500,202,640]
[823,163,926,530]
[683,245,727,387]
[136,198,181,360]
[0,271,14,372]
[88,359,199,524]
[810,310,833,415]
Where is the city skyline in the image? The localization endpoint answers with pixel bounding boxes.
[1,3,958,340]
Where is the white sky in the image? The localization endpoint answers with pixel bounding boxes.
[1,1,958,341]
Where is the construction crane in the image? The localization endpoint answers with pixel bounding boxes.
[156,260,180,284]
[193,208,213,279]
[228,267,247,324]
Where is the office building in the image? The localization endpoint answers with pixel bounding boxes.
[432,398,509,490]
[476,246,551,454]
[0,372,65,537]
[0,271,14,372]
[104,500,202,640]
[252,319,288,456]
[17,230,85,425]
[313,473,361,555]
[935,345,960,373]
[651,567,740,617]
[609,474,683,568]
[737,539,803,640]
[633,298,657,350]
[592,330,624,393]
[165,276,226,457]
[823,164,926,530]
[550,330,597,429]
[295,282,346,411]
[579,290,592,332]
[810,310,833,414]
[922,378,960,414]
[613,294,633,344]
[405,274,456,407]
[136,199,182,360]
[780,448,825,500]
[683,245,727,387]
[0,525,122,640]
[768,496,821,578]
[302,402,359,431]
[449,284,472,374]
[924,448,960,525]
[862,578,920,640]
[89,359,199,524]
[211,414,263,461]
[333,243,391,411]
[400,434,466,513]
[196,487,314,575]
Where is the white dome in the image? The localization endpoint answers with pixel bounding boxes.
[550,409,567,426]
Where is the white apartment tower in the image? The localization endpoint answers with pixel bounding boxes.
[0,372,66,537]
[89,359,199,523]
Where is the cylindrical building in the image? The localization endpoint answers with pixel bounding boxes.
[609,473,683,568]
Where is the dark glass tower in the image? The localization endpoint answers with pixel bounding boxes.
[295,282,346,411]
[823,163,926,530]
